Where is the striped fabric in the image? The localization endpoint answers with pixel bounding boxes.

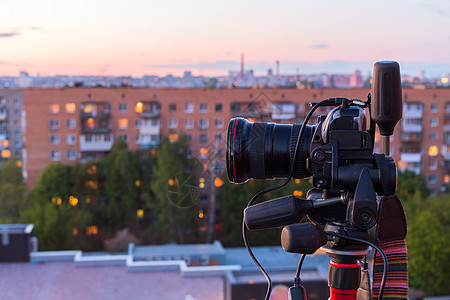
[372,239,408,299]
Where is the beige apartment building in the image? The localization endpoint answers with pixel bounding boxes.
[23,87,450,197]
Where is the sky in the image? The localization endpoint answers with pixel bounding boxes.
[1,0,450,77]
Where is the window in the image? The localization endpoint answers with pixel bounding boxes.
[13,98,20,105]
[215,118,224,128]
[185,103,194,113]
[184,118,194,129]
[50,135,60,144]
[428,174,436,185]
[65,103,76,113]
[429,159,438,170]
[119,134,128,143]
[14,130,21,137]
[430,117,438,127]
[430,132,438,141]
[119,118,128,129]
[67,150,76,160]
[169,103,176,112]
[66,119,76,129]
[49,104,59,114]
[200,134,208,143]
[431,103,438,112]
[66,134,76,145]
[14,109,20,116]
[200,103,208,113]
[51,151,61,161]
[50,119,60,131]
[215,103,223,112]
[168,119,177,129]
[200,119,209,129]
[187,148,193,159]
[119,103,127,113]
[185,134,192,142]
[14,141,22,148]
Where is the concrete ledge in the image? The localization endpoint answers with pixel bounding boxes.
[74,252,128,267]
[30,250,82,263]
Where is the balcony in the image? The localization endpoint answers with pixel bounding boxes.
[272,103,296,120]
[82,126,112,134]
[138,124,161,135]
[403,103,423,118]
[442,145,450,161]
[400,152,422,163]
[136,135,160,149]
[80,134,114,152]
[0,110,7,121]
[80,110,111,119]
[401,118,423,133]
[139,110,161,119]
[399,132,423,143]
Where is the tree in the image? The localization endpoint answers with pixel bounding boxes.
[20,163,92,250]
[148,136,198,243]
[0,156,26,222]
[97,140,140,232]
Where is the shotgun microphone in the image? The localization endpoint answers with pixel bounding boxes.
[371,61,403,136]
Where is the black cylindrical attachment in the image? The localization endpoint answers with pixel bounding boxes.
[244,196,313,230]
[281,223,328,254]
[371,61,403,136]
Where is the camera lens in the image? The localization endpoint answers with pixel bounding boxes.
[226,118,314,183]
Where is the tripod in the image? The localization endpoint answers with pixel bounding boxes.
[282,221,388,300]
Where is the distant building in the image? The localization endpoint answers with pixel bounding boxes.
[0,89,24,161]
[23,87,450,199]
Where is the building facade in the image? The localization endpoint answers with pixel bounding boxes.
[0,89,24,161]
[23,87,450,197]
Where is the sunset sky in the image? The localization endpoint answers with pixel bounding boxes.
[1,0,449,77]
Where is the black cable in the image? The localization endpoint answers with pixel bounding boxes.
[295,253,306,280]
[325,231,388,300]
[242,99,333,300]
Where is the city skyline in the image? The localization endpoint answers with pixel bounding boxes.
[1,0,450,77]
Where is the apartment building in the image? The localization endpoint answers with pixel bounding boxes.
[23,87,450,197]
[0,89,24,161]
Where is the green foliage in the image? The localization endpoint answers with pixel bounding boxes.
[0,156,26,222]
[148,136,198,243]
[97,140,140,231]
[20,194,91,250]
[396,170,449,296]
[217,177,312,247]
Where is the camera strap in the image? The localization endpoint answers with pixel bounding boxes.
[372,195,408,299]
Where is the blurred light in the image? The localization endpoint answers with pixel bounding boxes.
[1,150,11,158]
[293,190,303,197]
[65,103,76,113]
[168,178,175,186]
[308,178,313,184]
[85,196,92,204]
[169,134,178,143]
[72,228,79,236]
[199,182,205,189]
[428,145,438,156]
[57,197,62,205]
[137,209,144,219]
[118,118,128,128]
[445,174,450,183]
[442,77,449,84]
[203,163,208,171]
[200,148,208,157]
[199,209,204,219]
[69,196,78,206]
[86,225,98,235]
[87,118,94,128]
[375,131,380,141]
[135,180,141,187]
[295,179,300,184]
[214,177,223,187]
[49,104,59,113]
[135,102,143,113]
[398,160,403,169]
[2,139,9,147]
